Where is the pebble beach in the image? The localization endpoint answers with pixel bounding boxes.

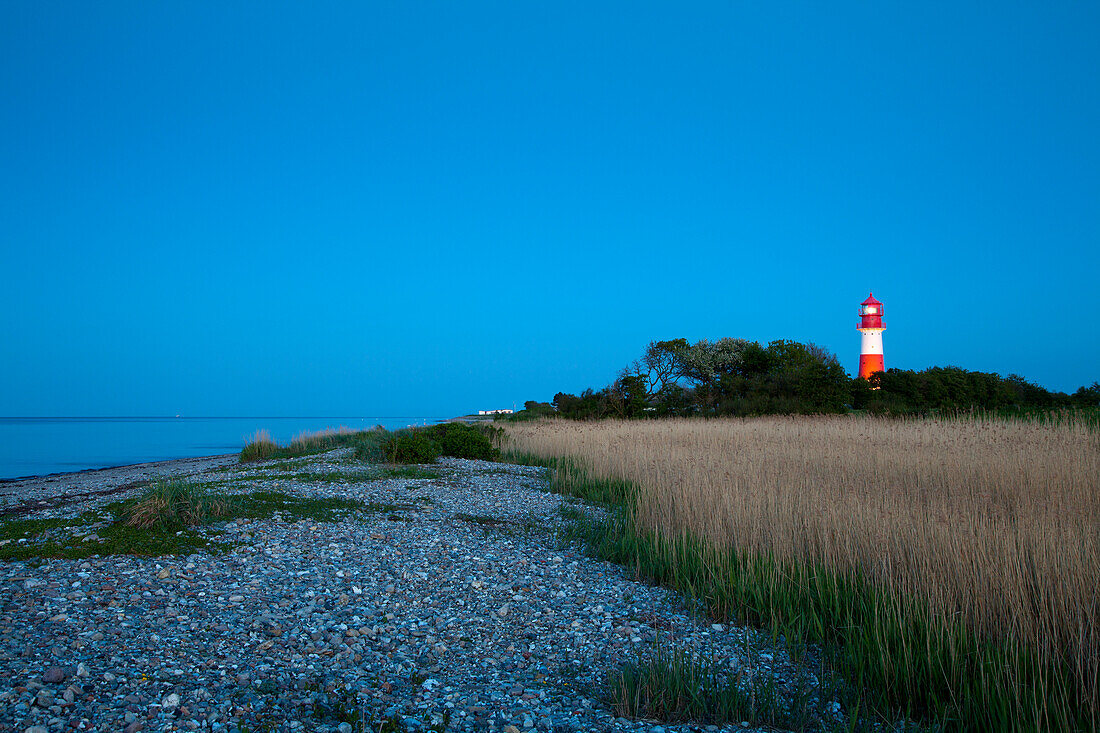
[0,450,833,733]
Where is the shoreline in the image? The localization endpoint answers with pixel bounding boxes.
[0,452,239,485]
[0,416,456,485]
[0,417,474,509]
[0,453,238,519]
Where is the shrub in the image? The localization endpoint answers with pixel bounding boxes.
[355,423,502,465]
[425,423,499,460]
[379,430,441,464]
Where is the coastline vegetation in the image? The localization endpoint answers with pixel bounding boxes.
[239,426,380,462]
[505,415,1100,731]
[0,480,366,560]
[608,639,824,729]
[7,419,497,562]
[240,423,502,465]
[506,338,1099,421]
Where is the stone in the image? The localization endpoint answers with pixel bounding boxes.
[42,666,66,684]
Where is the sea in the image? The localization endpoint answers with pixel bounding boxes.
[0,416,444,481]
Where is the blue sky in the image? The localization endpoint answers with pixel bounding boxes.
[2,3,1097,416]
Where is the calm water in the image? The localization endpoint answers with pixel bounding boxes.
[0,417,443,480]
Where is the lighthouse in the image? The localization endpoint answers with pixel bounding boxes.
[857,293,885,380]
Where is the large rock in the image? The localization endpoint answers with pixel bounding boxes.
[41,666,66,684]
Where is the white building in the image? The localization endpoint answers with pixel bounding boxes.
[477,409,514,415]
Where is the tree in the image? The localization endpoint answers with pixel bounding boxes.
[630,339,690,397]
[678,338,752,413]
[1072,382,1100,407]
[522,401,555,417]
[678,338,752,384]
[610,372,650,418]
[764,340,850,413]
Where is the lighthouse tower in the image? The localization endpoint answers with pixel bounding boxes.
[857,293,886,380]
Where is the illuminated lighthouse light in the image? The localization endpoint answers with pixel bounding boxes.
[857,293,886,381]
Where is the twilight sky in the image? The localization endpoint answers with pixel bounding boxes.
[2,3,1097,417]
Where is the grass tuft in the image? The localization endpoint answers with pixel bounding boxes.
[609,639,820,729]
[240,429,279,462]
[124,481,235,529]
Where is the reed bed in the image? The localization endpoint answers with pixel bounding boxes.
[505,415,1100,729]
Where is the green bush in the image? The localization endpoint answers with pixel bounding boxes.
[425,423,499,460]
[379,430,441,464]
[355,423,501,465]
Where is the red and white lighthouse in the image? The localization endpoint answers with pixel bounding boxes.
[857,293,885,380]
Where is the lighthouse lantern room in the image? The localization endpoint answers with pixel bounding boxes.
[857,293,885,380]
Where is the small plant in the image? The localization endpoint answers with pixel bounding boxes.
[454,512,507,527]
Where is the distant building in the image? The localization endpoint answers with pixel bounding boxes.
[477,409,514,415]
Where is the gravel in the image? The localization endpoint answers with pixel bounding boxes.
[0,453,837,732]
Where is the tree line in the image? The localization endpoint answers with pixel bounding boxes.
[514,338,1100,420]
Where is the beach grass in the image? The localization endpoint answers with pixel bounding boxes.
[504,415,1100,731]
[239,426,385,462]
[607,638,823,729]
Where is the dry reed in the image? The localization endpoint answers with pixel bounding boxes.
[288,425,355,451]
[505,415,1100,715]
